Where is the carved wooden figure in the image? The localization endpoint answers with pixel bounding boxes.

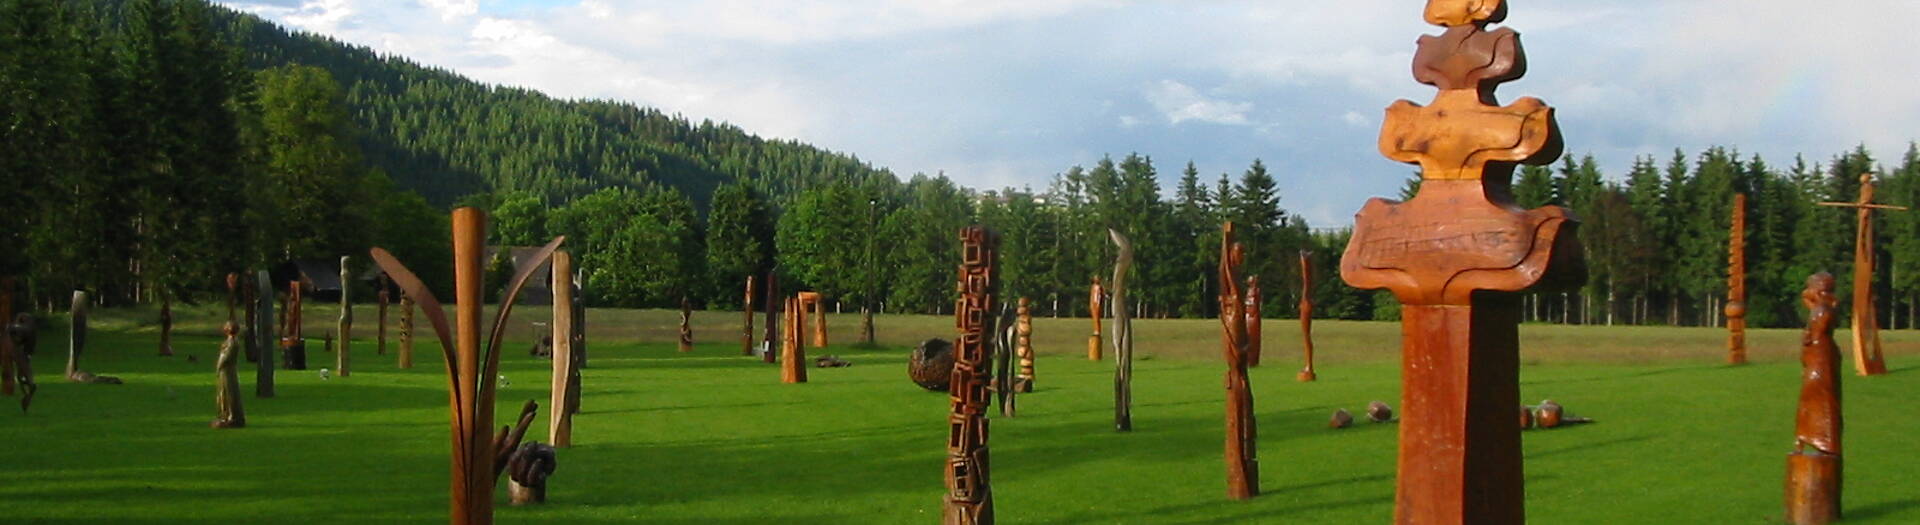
[1786,272,1842,524]
[399,296,415,369]
[8,310,37,412]
[678,296,693,352]
[550,251,577,447]
[743,276,756,356]
[781,296,807,383]
[1817,173,1905,376]
[1,277,13,397]
[338,255,353,377]
[283,280,306,370]
[254,271,276,397]
[1299,251,1318,381]
[1015,298,1035,393]
[506,441,557,505]
[1339,2,1582,523]
[994,301,1017,418]
[1728,193,1749,365]
[1245,276,1262,368]
[212,274,246,429]
[1219,222,1261,500]
[370,208,563,525]
[1109,228,1135,432]
[65,290,120,385]
[762,273,780,364]
[1088,277,1104,361]
[944,225,997,524]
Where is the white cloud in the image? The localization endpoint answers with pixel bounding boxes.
[420,0,477,21]
[1146,80,1252,126]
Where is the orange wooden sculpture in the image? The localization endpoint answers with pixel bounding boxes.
[338,255,353,377]
[781,295,808,384]
[797,291,826,348]
[1786,272,1842,524]
[1245,276,1262,368]
[743,276,756,356]
[1219,223,1260,500]
[283,280,306,370]
[944,225,997,524]
[1727,193,1749,365]
[1817,173,1905,376]
[1015,297,1035,393]
[1088,276,1104,361]
[1340,1,1582,523]
[1298,251,1317,382]
[550,251,577,447]
[370,207,563,525]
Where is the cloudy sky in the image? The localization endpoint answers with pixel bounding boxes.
[219,0,1920,227]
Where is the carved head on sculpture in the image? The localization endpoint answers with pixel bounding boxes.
[1804,272,1836,311]
[1424,0,1505,27]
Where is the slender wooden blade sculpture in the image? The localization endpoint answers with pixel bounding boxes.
[371,208,563,525]
[1219,223,1260,500]
[944,225,997,524]
[1786,272,1843,524]
[743,276,756,356]
[255,271,276,397]
[338,255,353,377]
[1109,229,1134,432]
[1340,1,1582,523]
[65,290,120,385]
[993,302,1017,418]
[212,273,246,429]
[1727,193,1749,365]
[1299,251,1318,382]
[550,251,576,447]
[1817,173,1905,376]
[1087,277,1104,361]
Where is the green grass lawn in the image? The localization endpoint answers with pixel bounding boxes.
[2,306,1918,523]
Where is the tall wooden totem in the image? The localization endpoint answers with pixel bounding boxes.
[550,250,578,447]
[1817,173,1905,376]
[1340,1,1582,523]
[944,226,998,524]
[1786,272,1842,524]
[743,276,756,356]
[1245,276,1262,368]
[1219,223,1260,500]
[399,296,416,369]
[338,255,352,377]
[1299,251,1318,382]
[781,294,808,384]
[370,208,563,525]
[1727,193,1748,365]
[1015,298,1035,393]
[1109,229,1135,432]
[1088,277,1104,361]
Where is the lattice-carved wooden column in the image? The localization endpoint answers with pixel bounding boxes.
[1818,173,1905,376]
[1340,2,1582,523]
[1727,193,1749,365]
[944,226,998,524]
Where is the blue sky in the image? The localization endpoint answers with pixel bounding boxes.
[220,1,1920,227]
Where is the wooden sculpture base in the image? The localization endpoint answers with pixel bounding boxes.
[1297,369,1316,382]
[508,480,545,505]
[1396,301,1523,525]
[1785,452,1840,524]
[1087,335,1101,360]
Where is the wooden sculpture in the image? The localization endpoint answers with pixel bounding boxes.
[1245,276,1262,368]
[378,279,390,356]
[1368,401,1395,423]
[1299,251,1317,381]
[797,291,827,348]
[1727,193,1748,365]
[994,302,1017,418]
[910,338,955,391]
[1786,272,1842,524]
[338,255,353,377]
[743,276,756,356]
[1,277,13,396]
[158,298,175,356]
[399,296,416,369]
[506,441,557,505]
[550,251,577,447]
[1088,277,1104,361]
[254,271,276,397]
[1330,409,1354,429]
[1015,298,1035,393]
[1218,222,1261,500]
[283,280,306,370]
[1817,173,1905,376]
[65,290,120,384]
[762,273,780,364]
[1109,229,1135,432]
[212,275,246,429]
[944,225,997,524]
[369,208,563,525]
[8,311,36,412]
[1530,399,1591,429]
[1339,1,1582,522]
[678,296,693,352]
[781,295,807,383]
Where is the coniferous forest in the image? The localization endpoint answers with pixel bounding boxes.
[7,0,1920,330]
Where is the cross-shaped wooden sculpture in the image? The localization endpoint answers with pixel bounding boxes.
[1818,173,1906,376]
[1341,1,1583,523]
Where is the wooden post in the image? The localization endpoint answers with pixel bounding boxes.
[255,271,276,397]
[1299,251,1317,382]
[743,276,756,356]
[1817,173,1905,376]
[1245,276,1262,368]
[1727,193,1749,365]
[1220,223,1260,500]
[1786,272,1842,524]
[813,293,828,348]
[1340,2,1581,523]
[1015,298,1034,393]
[338,255,352,377]
[1109,229,1134,432]
[1088,277,1104,360]
[285,280,305,370]
[781,296,807,383]
[399,296,415,369]
[550,251,575,447]
[944,225,996,524]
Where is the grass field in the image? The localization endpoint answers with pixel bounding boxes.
[3,305,1919,523]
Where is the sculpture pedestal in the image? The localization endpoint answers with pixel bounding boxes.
[1395,301,1523,525]
[508,480,545,505]
[1785,452,1840,524]
[1087,335,1101,360]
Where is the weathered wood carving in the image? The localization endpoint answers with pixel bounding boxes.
[1340,1,1581,522]
[212,273,246,429]
[944,225,997,524]
[1015,298,1035,393]
[337,255,353,377]
[1088,277,1104,361]
[7,309,37,412]
[1219,223,1260,500]
[1245,276,1262,368]
[798,291,827,348]
[762,272,780,364]
[781,295,808,384]
[283,280,307,370]
[1299,251,1318,381]
[1817,173,1905,376]
[1728,193,1748,365]
[506,441,557,505]
[370,208,563,525]
[911,338,955,391]
[1109,229,1135,432]
[743,276,756,356]
[678,296,693,352]
[549,251,577,447]
[65,290,120,384]
[1786,272,1842,524]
